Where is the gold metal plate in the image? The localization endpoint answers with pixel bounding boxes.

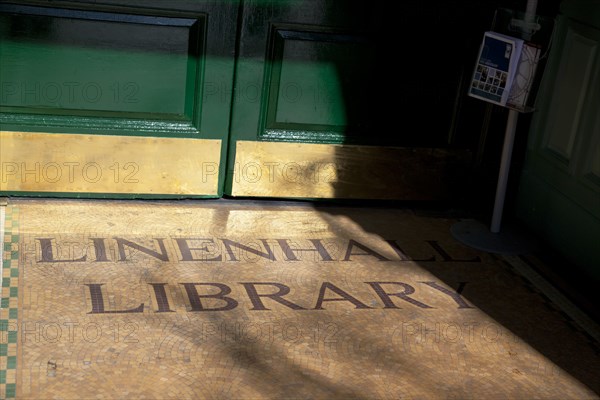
[231,141,469,199]
[0,131,221,195]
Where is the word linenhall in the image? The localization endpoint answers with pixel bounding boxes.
[36,237,482,263]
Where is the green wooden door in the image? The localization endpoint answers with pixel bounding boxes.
[516,1,600,279]
[225,0,484,200]
[2,0,495,200]
[0,0,239,197]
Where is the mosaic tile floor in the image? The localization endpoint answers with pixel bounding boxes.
[0,199,598,399]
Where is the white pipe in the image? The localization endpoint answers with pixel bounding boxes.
[491,109,519,233]
[489,0,538,233]
[523,0,538,40]
[525,0,538,23]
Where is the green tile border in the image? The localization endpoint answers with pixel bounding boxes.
[0,205,4,297]
[0,205,19,399]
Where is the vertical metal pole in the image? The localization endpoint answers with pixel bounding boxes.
[490,109,519,233]
[489,0,537,233]
[525,0,538,25]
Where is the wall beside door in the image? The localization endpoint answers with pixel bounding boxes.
[516,0,600,280]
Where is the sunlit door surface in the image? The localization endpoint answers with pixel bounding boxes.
[0,1,238,197]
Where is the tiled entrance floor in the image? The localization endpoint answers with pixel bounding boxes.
[1,199,598,399]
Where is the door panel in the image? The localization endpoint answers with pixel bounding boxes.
[230,141,468,199]
[542,27,597,162]
[263,26,372,143]
[0,0,239,197]
[1,5,194,116]
[516,4,600,278]
[226,0,481,199]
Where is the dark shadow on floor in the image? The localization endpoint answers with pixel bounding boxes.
[313,203,600,395]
